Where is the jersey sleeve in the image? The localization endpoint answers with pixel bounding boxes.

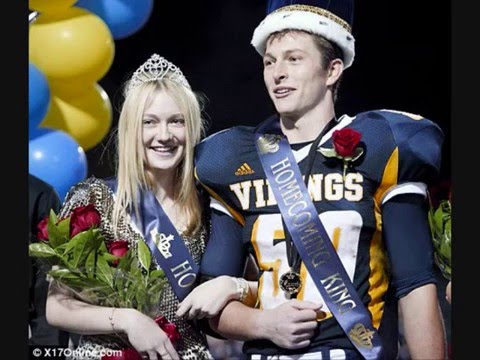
[369,110,444,203]
[194,126,256,225]
[200,207,247,278]
[381,193,437,297]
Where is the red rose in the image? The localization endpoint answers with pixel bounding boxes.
[155,316,181,346]
[37,217,49,242]
[107,240,129,266]
[332,128,362,158]
[70,204,101,237]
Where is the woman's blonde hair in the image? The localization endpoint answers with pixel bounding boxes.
[112,76,207,236]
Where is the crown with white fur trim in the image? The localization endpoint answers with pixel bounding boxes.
[251,0,355,69]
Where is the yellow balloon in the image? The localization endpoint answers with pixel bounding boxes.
[29,0,77,14]
[41,83,113,151]
[29,7,115,84]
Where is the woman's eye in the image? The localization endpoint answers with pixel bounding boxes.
[170,118,185,125]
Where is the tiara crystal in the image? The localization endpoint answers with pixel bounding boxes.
[127,54,191,92]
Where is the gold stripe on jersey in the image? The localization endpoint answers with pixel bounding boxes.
[367,228,389,329]
[368,148,400,328]
[252,219,264,309]
[374,147,399,205]
[252,223,285,309]
[194,169,245,226]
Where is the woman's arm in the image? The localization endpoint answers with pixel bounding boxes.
[46,282,179,360]
[176,276,258,320]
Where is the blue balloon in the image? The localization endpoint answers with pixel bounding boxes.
[29,63,51,135]
[75,0,154,40]
[29,128,88,201]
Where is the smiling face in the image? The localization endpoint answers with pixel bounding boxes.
[263,31,332,120]
[142,88,186,176]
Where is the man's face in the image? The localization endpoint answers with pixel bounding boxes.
[263,32,330,119]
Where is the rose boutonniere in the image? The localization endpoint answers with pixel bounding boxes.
[318,128,364,179]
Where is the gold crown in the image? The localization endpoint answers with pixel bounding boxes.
[127,54,190,93]
[348,323,374,349]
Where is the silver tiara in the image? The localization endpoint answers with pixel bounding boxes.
[127,54,191,92]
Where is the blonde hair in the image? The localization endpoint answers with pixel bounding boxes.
[112,77,207,236]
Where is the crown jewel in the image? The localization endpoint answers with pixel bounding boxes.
[127,54,190,92]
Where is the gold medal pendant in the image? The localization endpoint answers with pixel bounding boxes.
[279,270,302,296]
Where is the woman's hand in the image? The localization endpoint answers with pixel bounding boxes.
[116,308,180,360]
[176,276,239,320]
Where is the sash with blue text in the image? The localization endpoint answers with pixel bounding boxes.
[106,179,199,301]
[254,119,383,360]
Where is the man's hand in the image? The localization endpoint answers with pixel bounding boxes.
[259,299,322,349]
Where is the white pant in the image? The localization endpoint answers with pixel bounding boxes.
[250,349,347,359]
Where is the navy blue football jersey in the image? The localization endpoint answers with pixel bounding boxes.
[195,109,444,356]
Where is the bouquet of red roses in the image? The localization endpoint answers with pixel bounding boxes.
[29,204,181,353]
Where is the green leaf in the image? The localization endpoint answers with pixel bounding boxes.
[117,249,133,271]
[98,240,108,253]
[149,269,165,280]
[124,278,138,308]
[56,217,71,242]
[95,254,114,288]
[64,228,99,268]
[317,147,337,158]
[29,242,59,258]
[134,280,147,313]
[429,199,452,281]
[47,216,70,248]
[48,267,104,290]
[48,209,59,224]
[137,240,151,271]
[53,242,71,256]
[432,206,444,232]
[85,251,97,279]
[103,253,121,264]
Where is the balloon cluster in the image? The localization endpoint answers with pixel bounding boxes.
[28,0,154,200]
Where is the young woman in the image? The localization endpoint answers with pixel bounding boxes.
[45,54,249,360]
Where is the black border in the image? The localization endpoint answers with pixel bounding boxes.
[451,0,473,358]
[10,1,29,359]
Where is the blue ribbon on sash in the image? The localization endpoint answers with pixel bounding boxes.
[254,119,383,360]
[105,178,199,301]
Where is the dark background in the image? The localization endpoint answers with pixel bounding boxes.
[91,0,451,182]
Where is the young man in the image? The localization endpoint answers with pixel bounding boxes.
[193,1,446,358]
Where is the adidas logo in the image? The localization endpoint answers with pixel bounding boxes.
[235,163,255,176]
